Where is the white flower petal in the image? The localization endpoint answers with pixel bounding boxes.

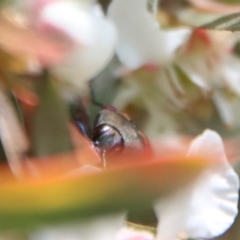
[187,129,230,163]
[53,10,116,88]
[108,0,191,69]
[212,91,234,127]
[30,213,125,240]
[34,1,117,88]
[222,58,240,96]
[39,1,95,45]
[155,130,239,240]
[177,61,210,91]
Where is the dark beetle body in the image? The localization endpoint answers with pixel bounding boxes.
[93,108,147,154]
[73,102,156,226]
[73,103,150,167]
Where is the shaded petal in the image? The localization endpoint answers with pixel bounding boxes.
[30,213,125,240]
[155,130,239,240]
[222,57,240,96]
[156,71,186,109]
[108,0,191,69]
[166,65,185,95]
[177,61,210,91]
[212,91,234,127]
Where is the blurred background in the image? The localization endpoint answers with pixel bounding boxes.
[0,0,240,239]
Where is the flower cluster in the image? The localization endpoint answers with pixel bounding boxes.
[109,0,240,136]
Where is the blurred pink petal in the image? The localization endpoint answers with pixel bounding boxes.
[27,0,117,90]
[0,14,73,71]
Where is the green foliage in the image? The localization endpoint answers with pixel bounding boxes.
[31,73,73,157]
[0,157,206,230]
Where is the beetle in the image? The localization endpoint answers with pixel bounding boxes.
[73,99,157,226]
[72,101,150,167]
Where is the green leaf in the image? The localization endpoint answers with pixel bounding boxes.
[0,0,13,6]
[201,12,240,31]
[31,73,73,157]
[0,156,208,230]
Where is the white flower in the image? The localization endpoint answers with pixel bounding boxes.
[176,29,240,126]
[108,0,240,134]
[25,0,117,95]
[154,129,239,240]
[107,0,191,69]
[111,29,240,137]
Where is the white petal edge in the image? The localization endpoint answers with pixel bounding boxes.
[154,129,239,240]
[108,0,191,69]
[29,213,125,240]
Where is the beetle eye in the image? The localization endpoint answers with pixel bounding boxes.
[92,124,124,156]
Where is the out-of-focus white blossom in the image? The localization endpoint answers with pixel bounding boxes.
[111,13,240,135]
[155,129,239,240]
[21,0,117,97]
[108,0,191,70]
[176,30,240,126]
